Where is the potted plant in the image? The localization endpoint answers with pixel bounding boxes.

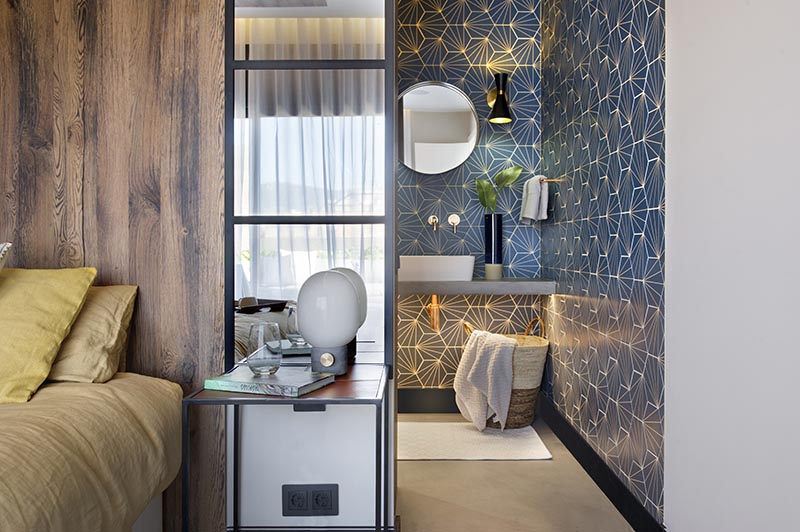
[476,165,523,280]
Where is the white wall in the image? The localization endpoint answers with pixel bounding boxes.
[665,1,800,531]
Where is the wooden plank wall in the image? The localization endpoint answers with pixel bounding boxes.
[0,1,226,530]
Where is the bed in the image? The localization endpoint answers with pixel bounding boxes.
[234,308,292,361]
[0,373,182,531]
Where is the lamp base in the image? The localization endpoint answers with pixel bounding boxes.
[311,346,349,376]
[347,336,357,366]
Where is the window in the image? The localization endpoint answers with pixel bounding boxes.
[233,70,386,217]
[234,224,385,351]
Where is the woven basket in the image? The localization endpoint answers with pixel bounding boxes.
[463,318,550,429]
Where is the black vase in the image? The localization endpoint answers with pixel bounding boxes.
[484,213,503,265]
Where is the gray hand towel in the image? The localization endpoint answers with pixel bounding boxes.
[520,176,549,224]
[537,177,549,220]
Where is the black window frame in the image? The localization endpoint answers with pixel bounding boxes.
[224,0,396,375]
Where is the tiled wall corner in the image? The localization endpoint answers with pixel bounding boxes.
[397,293,541,388]
[540,0,666,522]
[395,0,544,388]
[397,0,543,279]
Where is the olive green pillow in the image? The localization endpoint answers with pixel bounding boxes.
[0,267,97,403]
[48,285,138,383]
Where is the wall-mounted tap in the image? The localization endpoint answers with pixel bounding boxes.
[428,215,439,232]
[447,214,461,233]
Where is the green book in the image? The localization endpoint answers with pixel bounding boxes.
[204,365,334,398]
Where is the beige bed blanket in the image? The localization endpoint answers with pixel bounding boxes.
[0,373,182,532]
[234,310,291,361]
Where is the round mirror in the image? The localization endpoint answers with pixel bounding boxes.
[399,82,479,175]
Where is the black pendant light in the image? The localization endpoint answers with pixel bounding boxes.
[488,73,513,124]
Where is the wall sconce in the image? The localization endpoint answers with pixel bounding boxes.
[487,72,513,124]
[425,294,441,331]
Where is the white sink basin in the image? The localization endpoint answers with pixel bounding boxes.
[398,255,475,282]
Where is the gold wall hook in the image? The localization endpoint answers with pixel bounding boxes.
[463,320,476,335]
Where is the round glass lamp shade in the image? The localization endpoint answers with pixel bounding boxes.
[297,270,361,348]
[331,267,368,326]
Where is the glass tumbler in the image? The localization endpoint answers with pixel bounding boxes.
[247,322,282,376]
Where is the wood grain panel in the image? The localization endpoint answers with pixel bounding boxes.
[4,1,57,266]
[53,0,87,267]
[80,1,137,362]
[0,1,226,530]
[192,0,228,529]
[0,1,20,243]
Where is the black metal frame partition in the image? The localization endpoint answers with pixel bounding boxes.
[218,2,396,530]
[224,0,396,376]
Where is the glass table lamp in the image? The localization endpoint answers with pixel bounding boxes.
[297,269,367,375]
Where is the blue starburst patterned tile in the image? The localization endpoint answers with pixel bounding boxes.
[397,0,664,522]
[397,0,543,282]
[541,0,665,522]
[397,293,541,388]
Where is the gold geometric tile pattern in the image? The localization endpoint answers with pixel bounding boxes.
[397,294,541,388]
[540,0,665,522]
[397,0,543,279]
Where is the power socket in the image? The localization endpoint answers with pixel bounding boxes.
[282,484,339,516]
[284,488,308,515]
[311,487,335,514]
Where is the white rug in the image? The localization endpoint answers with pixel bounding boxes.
[398,421,552,461]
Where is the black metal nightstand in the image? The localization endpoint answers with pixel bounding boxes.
[182,363,390,532]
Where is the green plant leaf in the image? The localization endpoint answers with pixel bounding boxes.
[476,178,498,213]
[493,165,524,190]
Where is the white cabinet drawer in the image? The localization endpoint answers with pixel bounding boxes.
[227,403,378,528]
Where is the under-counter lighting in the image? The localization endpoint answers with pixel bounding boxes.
[487,72,513,124]
[425,294,441,331]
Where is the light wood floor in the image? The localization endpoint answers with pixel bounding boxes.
[397,414,632,532]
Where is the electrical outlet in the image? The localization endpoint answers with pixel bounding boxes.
[282,484,339,517]
[311,487,336,515]
[283,486,308,516]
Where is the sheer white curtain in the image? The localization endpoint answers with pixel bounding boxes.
[233,18,385,349]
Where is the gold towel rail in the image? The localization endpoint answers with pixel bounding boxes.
[539,178,567,183]
[462,317,546,339]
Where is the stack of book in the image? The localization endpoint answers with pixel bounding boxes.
[204,365,334,398]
